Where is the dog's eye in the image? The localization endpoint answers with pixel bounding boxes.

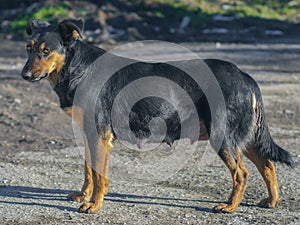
[42,48,50,55]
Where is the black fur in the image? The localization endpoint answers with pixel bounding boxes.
[21,18,294,168]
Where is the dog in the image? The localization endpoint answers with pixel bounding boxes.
[21,18,294,214]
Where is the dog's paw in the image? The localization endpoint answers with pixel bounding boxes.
[258,197,278,208]
[78,202,102,214]
[213,203,238,213]
[67,191,91,203]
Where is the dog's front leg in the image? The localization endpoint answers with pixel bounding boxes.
[79,128,112,214]
[65,106,94,203]
[68,136,94,202]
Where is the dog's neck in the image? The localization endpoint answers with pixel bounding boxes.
[52,40,106,109]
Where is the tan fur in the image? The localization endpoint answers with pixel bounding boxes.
[64,106,113,212]
[31,48,65,86]
[63,106,84,129]
[64,106,95,203]
[244,147,279,208]
[214,148,249,213]
[78,129,113,213]
[68,136,94,203]
[252,93,257,110]
[248,93,258,146]
[38,42,46,52]
[63,107,73,118]
[27,40,35,52]
[72,30,81,39]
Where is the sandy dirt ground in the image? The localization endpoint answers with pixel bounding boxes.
[0,41,299,224]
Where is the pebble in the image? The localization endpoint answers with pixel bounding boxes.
[14,98,21,104]
[283,109,293,115]
[1,179,10,184]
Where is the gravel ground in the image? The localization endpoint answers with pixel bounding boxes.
[0,41,299,224]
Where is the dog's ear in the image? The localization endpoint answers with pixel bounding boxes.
[26,18,50,35]
[58,18,84,45]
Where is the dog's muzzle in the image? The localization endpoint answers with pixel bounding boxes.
[21,70,48,82]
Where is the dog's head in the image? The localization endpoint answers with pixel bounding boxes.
[21,18,83,83]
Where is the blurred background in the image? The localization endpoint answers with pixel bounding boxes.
[1,0,300,44]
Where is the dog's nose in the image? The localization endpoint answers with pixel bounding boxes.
[22,72,32,80]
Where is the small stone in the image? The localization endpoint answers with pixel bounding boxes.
[14,98,21,104]
[1,179,10,184]
[283,109,293,115]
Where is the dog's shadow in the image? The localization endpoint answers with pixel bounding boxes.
[0,185,76,212]
[0,185,256,213]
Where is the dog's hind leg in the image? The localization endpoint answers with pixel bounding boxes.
[79,128,113,214]
[214,147,249,213]
[244,147,279,208]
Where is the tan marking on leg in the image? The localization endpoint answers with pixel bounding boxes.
[62,106,84,129]
[214,148,249,213]
[63,107,73,117]
[63,106,94,203]
[68,136,94,203]
[244,147,279,208]
[79,129,113,214]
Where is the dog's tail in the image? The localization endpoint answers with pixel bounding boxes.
[253,94,294,168]
[268,138,294,167]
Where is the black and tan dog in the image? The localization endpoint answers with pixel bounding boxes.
[21,18,294,214]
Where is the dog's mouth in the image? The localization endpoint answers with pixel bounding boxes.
[31,73,49,82]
